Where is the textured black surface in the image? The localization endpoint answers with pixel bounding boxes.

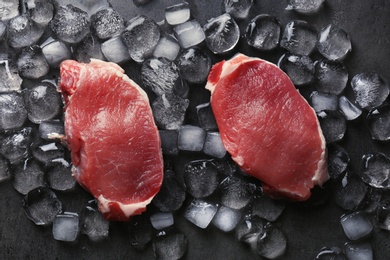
[1,0,390,259]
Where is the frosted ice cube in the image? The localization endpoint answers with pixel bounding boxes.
[280,20,317,56]
[310,91,338,113]
[17,45,49,79]
[0,0,20,21]
[7,14,45,48]
[1,127,32,164]
[53,0,110,17]
[278,53,315,86]
[150,212,174,230]
[13,160,45,195]
[344,241,373,260]
[178,125,206,152]
[152,93,189,130]
[184,199,218,229]
[101,36,131,64]
[224,0,253,19]
[90,8,124,40]
[203,13,239,54]
[80,200,109,241]
[177,48,211,84]
[165,2,190,25]
[46,163,76,192]
[173,20,205,49]
[219,176,253,210]
[41,38,72,67]
[340,211,373,240]
[0,60,23,93]
[38,120,65,140]
[184,159,219,198]
[361,153,390,189]
[53,212,80,242]
[196,103,218,130]
[26,0,54,25]
[212,205,242,232]
[153,35,181,61]
[0,92,27,130]
[203,132,226,158]
[286,0,325,14]
[338,96,362,121]
[317,24,351,61]
[315,60,348,95]
[245,14,281,51]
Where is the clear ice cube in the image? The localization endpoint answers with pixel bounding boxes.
[212,205,242,232]
[367,105,390,141]
[153,35,181,61]
[90,8,124,40]
[173,20,205,49]
[338,96,362,121]
[219,176,253,210]
[41,38,72,67]
[327,143,349,179]
[7,14,45,48]
[52,212,80,242]
[224,0,253,19]
[286,0,325,14]
[236,215,266,249]
[80,200,109,241]
[178,125,206,152]
[280,20,317,56]
[245,14,281,51]
[177,47,211,84]
[203,13,239,54]
[13,160,45,195]
[351,72,389,110]
[257,225,287,259]
[344,241,373,260]
[0,92,27,130]
[1,127,32,164]
[0,0,20,21]
[152,93,189,130]
[251,195,285,222]
[159,130,179,156]
[22,187,62,225]
[203,132,226,158]
[317,24,352,61]
[310,91,338,113]
[196,103,218,130]
[38,120,65,140]
[278,53,315,86]
[50,4,90,44]
[184,199,218,229]
[74,34,105,63]
[17,45,49,79]
[150,212,174,230]
[184,159,219,198]
[315,60,348,95]
[121,15,160,63]
[317,110,346,143]
[165,2,190,25]
[153,228,188,260]
[361,153,390,189]
[101,36,131,64]
[46,162,76,192]
[340,211,373,240]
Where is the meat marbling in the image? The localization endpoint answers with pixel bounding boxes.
[206,54,329,200]
[60,59,163,221]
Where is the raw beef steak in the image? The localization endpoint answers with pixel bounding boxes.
[60,59,163,221]
[206,54,328,200]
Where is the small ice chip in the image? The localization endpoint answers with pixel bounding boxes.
[53,212,80,242]
[101,36,131,64]
[178,125,206,152]
[165,2,190,25]
[340,211,373,240]
[184,199,218,229]
[203,132,227,158]
[245,14,281,51]
[212,205,242,232]
[150,212,174,230]
[174,20,205,49]
[317,24,352,61]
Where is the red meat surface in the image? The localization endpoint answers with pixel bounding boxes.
[60,59,163,221]
[206,54,328,200]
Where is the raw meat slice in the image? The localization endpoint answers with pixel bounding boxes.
[60,59,163,221]
[206,54,328,200]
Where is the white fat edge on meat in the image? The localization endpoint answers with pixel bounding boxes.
[98,194,154,217]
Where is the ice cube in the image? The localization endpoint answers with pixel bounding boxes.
[203,13,239,54]
[165,2,190,25]
[90,8,124,40]
[32,141,66,167]
[7,14,45,48]
[203,132,226,158]
[0,21,5,40]
[0,0,20,21]
[52,0,110,17]
[361,153,390,189]
[173,20,205,49]
[41,38,72,67]
[184,199,218,229]
[0,92,27,130]
[17,45,49,79]
[101,36,131,64]
[251,195,285,222]
[351,72,389,110]
[367,105,390,141]
[257,225,287,259]
[196,103,218,130]
[278,53,315,86]
[127,215,153,250]
[152,93,189,130]
[212,158,238,177]
[74,34,105,63]
[150,212,174,230]
[0,155,10,182]
[315,247,347,260]
[344,241,373,260]
[315,60,348,95]
[286,0,325,14]
[310,91,338,113]
[26,0,54,25]
[178,125,206,152]
[332,171,368,211]
[184,159,219,198]
[317,110,346,143]
[24,81,62,124]
[13,160,45,195]
[280,20,317,56]
[245,14,281,51]
[219,176,253,210]
[38,120,65,140]
[376,200,390,230]
[121,15,160,63]
[0,60,22,93]
[142,57,187,97]
[152,169,186,212]
[153,35,181,61]
[338,96,362,121]
[1,127,32,164]
[340,211,373,240]
[236,215,266,249]
[22,187,62,225]
[327,143,349,179]
[53,212,80,242]
[159,130,179,156]
[317,24,352,61]
[133,0,152,7]
[46,162,76,192]
[224,0,253,19]
[153,228,188,260]
[212,205,242,232]
[80,200,109,241]
[177,48,211,84]
[50,4,90,44]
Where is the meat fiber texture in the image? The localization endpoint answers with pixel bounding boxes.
[60,59,163,221]
[206,54,329,201]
